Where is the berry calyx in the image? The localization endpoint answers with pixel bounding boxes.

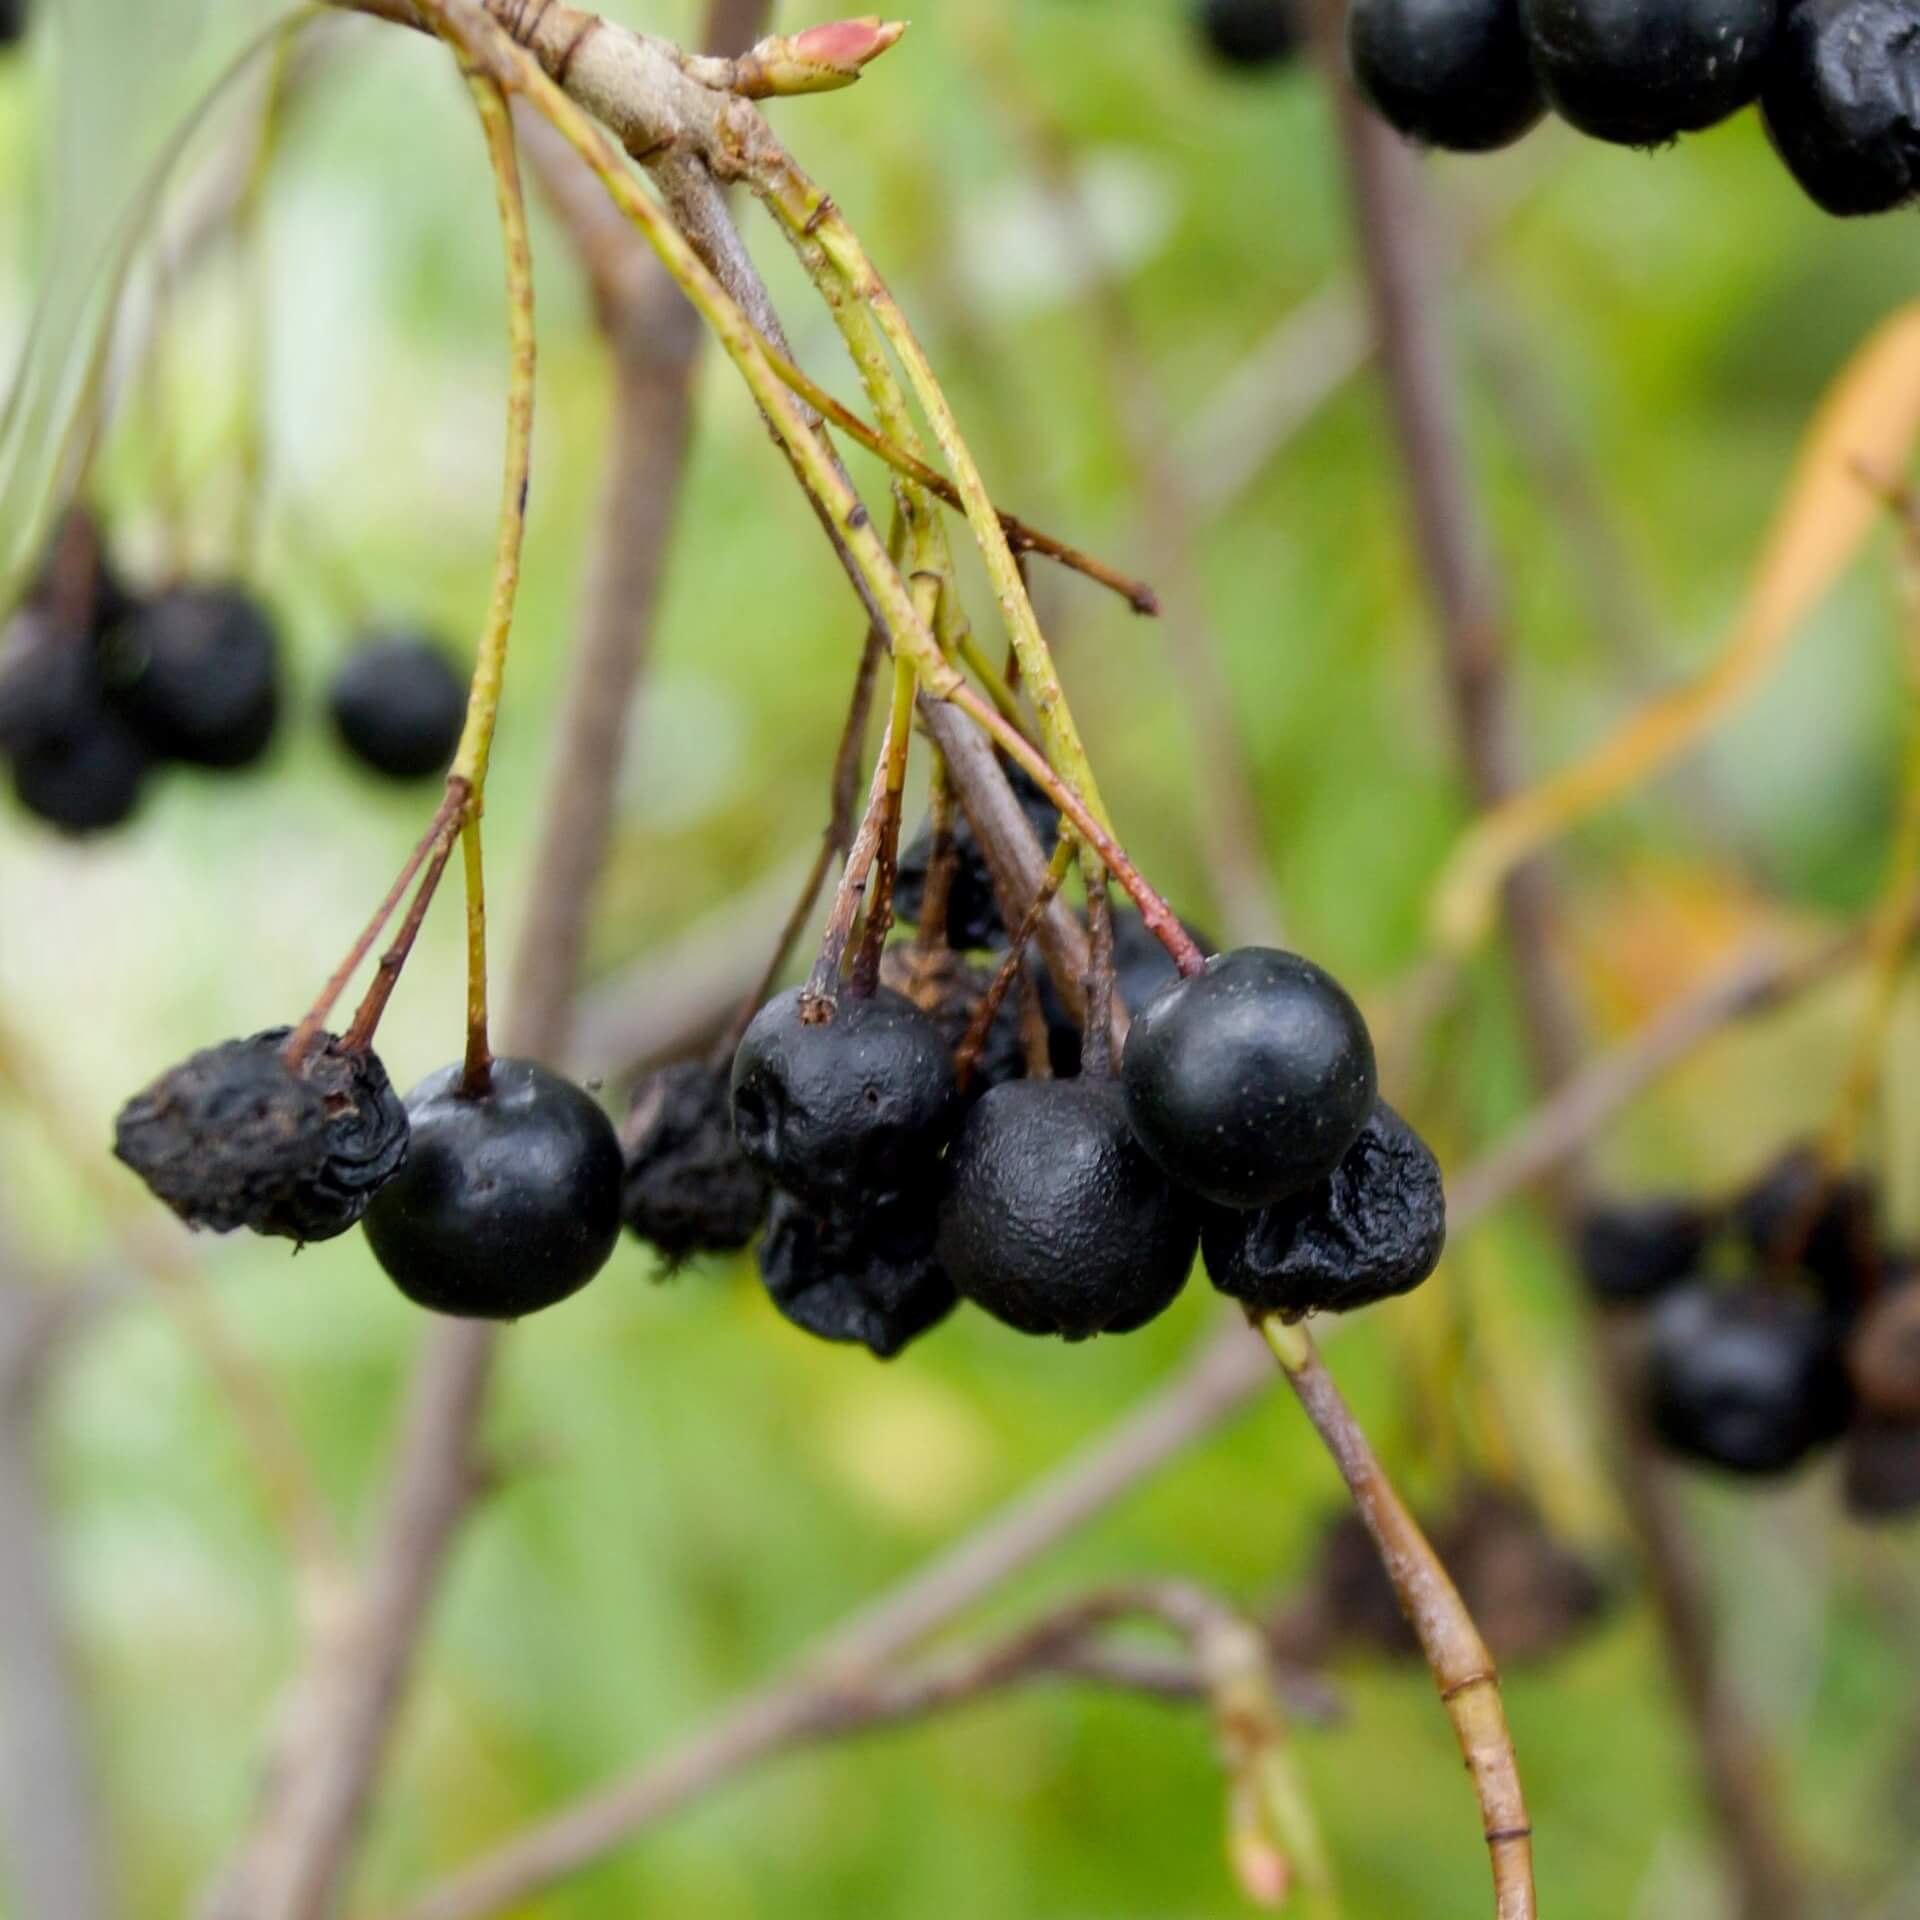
[1120,946,1377,1210]
[730,986,959,1209]
[757,1188,956,1357]
[1576,1195,1712,1306]
[1197,0,1301,68]
[1519,0,1779,146]
[1201,1101,1446,1317]
[621,1059,770,1264]
[114,1029,407,1242]
[1348,0,1546,152]
[363,1058,623,1318]
[936,1077,1198,1340]
[328,632,470,781]
[112,585,282,770]
[1644,1280,1853,1476]
[1761,0,1920,216]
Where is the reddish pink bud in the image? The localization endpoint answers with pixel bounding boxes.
[738,17,907,96]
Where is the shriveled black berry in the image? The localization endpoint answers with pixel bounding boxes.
[731,986,959,1210]
[1198,0,1300,66]
[894,766,1060,950]
[1520,0,1779,145]
[1349,0,1547,151]
[1576,1195,1712,1306]
[1202,1100,1445,1317]
[1122,946,1377,1210]
[937,1078,1197,1339]
[364,1059,622,1318]
[1847,1280,1920,1418]
[328,632,469,781]
[115,1028,403,1241]
[879,944,1028,1097]
[1733,1146,1876,1316]
[757,1188,956,1358]
[621,1060,769,1263]
[1762,0,1920,214]
[1041,907,1213,1078]
[1645,1281,1853,1475]
[1843,1416,1920,1519]
[112,586,281,769]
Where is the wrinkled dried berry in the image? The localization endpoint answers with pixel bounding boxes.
[1843,1415,1920,1519]
[732,986,959,1210]
[1847,1279,1920,1418]
[879,943,1028,1096]
[1202,1101,1446,1317]
[894,766,1061,950]
[1042,907,1213,1078]
[1123,946,1377,1210]
[1762,0,1920,215]
[1733,1146,1876,1316]
[937,1078,1197,1339]
[757,1188,956,1358]
[1576,1195,1712,1306]
[1198,0,1301,66]
[113,585,281,769]
[621,1060,769,1263]
[116,1028,406,1241]
[1349,0,1547,151]
[364,1059,624,1318]
[1520,0,1779,145]
[1645,1281,1852,1475]
[328,632,469,781]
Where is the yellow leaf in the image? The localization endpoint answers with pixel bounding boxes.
[1432,299,1920,952]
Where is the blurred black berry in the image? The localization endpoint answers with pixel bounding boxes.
[328,632,469,781]
[1576,1196,1712,1306]
[1202,1101,1446,1317]
[1197,0,1300,67]
[757,1188,956,1358]
[1847,1278,1920,1418]
[1733,1146,1877,1316]
[1762,0,1920,215]
[621,1060,769,1264]
[1349,0,1546,151]
[1843,1416,1920,1520]
[112,585,281,770]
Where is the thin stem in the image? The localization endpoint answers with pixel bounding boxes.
[341,815,466,1055]
[914,748,960,954]
[954,831,1073,1090]
[1259,1316,1535,1920]
[805,746,894,1002]
[459,816,494,1094]
[850,648,919,996]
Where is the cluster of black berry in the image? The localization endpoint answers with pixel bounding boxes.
[621,793,1447,1360]
[1582,1146,1920,1515]
[1347,0,1919,214]
[0,518,475,836]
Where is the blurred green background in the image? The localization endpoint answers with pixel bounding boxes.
[2,1,1919,1915]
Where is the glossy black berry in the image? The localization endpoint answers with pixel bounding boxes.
[1349,0,1547,151]
[894,766,1060,950]
[1520,0,1779,145]
[115,1029,406,1241]
[731,987,959,1210]
[363,1059,623,1318]
[1843,1416,1920,1520]
[1202,1101,1445,1316]
[936,1078,1197,1340]
[1041,907,1213,1078]
[1644,1281,1852,1475]
[113,586,281,769]
[621,1060,770,1264]
[1121,946,1377,1210]
[757,1188,956,1358]
[328,632,469,781]
[1576,1195,1712,1306]
[1762,0,1920,214]
[1733,1146,1876,1316]
[1198,0,1301,66]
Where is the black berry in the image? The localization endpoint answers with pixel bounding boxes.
[731,986,959,1210]
[1121,946,1377,1210]
[1847,1279,1920,1418]
[115,1029,406,1242]
[11,703,151,833]
[1520,0,1779,145]
[757,1188,956,1358]
[1761,0,1920,214]
[363,1059,623,1318]
[1202,1101,1446,1317]
[894,766,1060,950]
[328,632,469,781]
[936,1078,1197,1340]
[1644,1281,1852,1476]
[1843,1416,1920,1520]
[0,0,24,46]
[1576,1195,1712,1306]
[1197,0,1301,66]
[1733,1146,1876,1316]
[1349,0,1547,151]
[621,1060,769,1264]
[113,586,281,770]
